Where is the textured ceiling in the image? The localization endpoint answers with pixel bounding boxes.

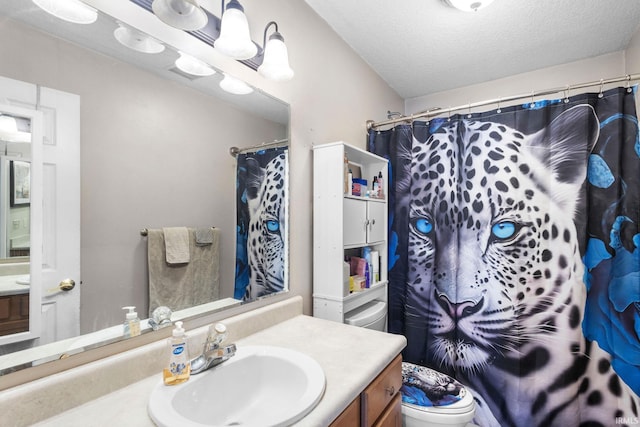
[303,0,640,99]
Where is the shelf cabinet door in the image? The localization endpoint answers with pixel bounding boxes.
[367,202,386,243]
[344,198,368,246]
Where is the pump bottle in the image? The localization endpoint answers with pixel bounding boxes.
[122,306,140,338]
[163,321,191,385]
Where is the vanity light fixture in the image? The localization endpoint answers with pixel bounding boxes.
[114,23,165,54]
[175,52,216,76]
[151,0,208,31]
[444,0,495,12]
[131,0,294,81]
[219,73,254,95]
[257,21,294,82]
[32,0,98,24]
[214,0,258,60]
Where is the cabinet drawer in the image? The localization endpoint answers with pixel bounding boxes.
[330,395,361,427]
[362,355,402,426]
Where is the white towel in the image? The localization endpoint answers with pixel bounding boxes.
[163,227,190,264]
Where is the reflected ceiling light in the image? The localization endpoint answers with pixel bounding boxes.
[151,0,207,31]
[175,52,216,76]
[0,115,18,134]
[32,0,97,24]
[219,73,253,95]
[444,0,495,12]
[214,0,258,60]
[257,21,293,82]
[114,23,165,54]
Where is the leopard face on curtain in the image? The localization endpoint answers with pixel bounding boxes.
[369,87,640,427]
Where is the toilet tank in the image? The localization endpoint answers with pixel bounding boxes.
[344,300,387,331]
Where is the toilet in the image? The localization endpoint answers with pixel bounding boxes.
[344,301,476,427]
[401,362,476,427]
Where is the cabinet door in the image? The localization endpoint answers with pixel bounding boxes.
[344,198,367,246]
[329,396,361,426]
[373,393,401,427]
[367,202,386,243]
[362,355,403,426]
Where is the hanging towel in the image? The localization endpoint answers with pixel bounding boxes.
[147,228,221,316]
[163,227,190,264]
[195,227,215,246]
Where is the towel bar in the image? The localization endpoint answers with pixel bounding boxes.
[140,227,215,237]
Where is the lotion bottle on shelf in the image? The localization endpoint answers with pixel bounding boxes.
[163,321,191,386]
[122,306,140,338]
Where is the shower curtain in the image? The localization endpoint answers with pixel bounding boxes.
[369,87,640,426]
[234,146,288,302]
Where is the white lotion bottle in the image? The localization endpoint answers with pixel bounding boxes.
[122,306,140,338]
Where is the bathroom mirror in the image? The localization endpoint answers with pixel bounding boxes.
[0,0,289,375]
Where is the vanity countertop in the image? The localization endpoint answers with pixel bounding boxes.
[0,274,29,296]
[31,314,406,427]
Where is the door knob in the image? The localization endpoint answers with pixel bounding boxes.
[47,279,76,293]
[59,279,76,291]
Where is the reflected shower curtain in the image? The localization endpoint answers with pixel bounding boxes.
[369,87,640,426]
[234,147,288,302]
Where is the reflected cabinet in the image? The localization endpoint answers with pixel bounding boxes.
[312,142,389,324]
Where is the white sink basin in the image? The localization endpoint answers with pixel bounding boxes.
[148,345,326,427]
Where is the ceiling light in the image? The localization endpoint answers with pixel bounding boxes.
[175,52,216,76]
[214,0,258,60]
[114,23,165,54]
[219,74,253,95]
[151,0,207,31]
[257,22,293,82]
[445,0,495,12]
[32,0,97,24]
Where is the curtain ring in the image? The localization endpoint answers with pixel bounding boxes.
[564,85,570,104]
[598,79,604,98]
[467,102,472,119]
[496,97,502,114]
[530,91,535,108]
[447,107,451,122]
[626,75,633,93]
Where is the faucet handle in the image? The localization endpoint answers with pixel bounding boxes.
[205,323,227,345]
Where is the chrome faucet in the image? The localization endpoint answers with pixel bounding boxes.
[190,323,237,375]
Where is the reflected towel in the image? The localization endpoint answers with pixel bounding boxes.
[148,228,221,315]
[163,227,190,264]
[195,227,215,246]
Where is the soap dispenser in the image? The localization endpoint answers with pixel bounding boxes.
[163,321,191,386]
[122,306,140,338]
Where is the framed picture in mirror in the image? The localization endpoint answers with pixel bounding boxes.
[10,160,30,207]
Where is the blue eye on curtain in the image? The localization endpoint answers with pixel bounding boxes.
[265,220,280,232]
[413,217,433,235]
[492,221,516,240]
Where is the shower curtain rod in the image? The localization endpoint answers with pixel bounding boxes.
[366,72,640,130]
[228,138,289,157]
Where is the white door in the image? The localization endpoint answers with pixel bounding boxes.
[0,76,80,345]
[39,87,81,345]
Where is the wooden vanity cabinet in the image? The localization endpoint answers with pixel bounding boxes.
[0,293,29,336]
[331,355,402,427]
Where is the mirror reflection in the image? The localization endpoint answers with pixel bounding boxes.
[0,0,290,374]
[0,113,32,338]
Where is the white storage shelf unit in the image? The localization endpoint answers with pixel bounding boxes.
[312,141,389,324]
